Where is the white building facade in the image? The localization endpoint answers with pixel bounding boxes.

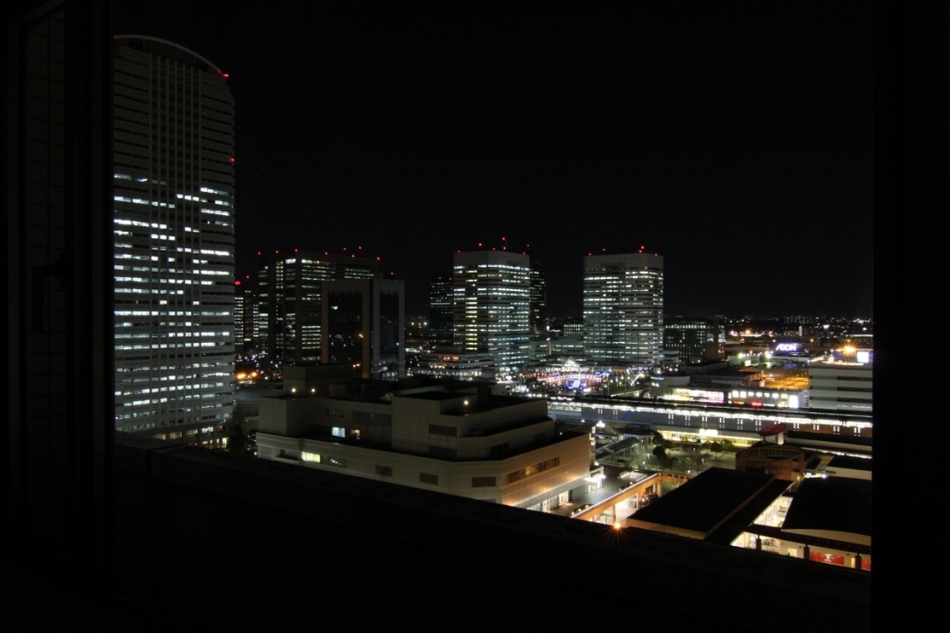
[113,36,235,435]
[583,252,664,368]
[808,357,873,412]
[256,379,592,510]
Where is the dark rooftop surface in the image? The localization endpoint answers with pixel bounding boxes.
[782,478,872,537]
[631,467,786,535]
[787,429,874,447]
[405,390,541,415]
[689,367,757,378]
[402,390,468,401]
[235,382,284,402]
[827,454,873,471]
[706,479,796,546]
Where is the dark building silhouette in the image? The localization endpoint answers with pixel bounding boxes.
[529,258,547,335]
[257,249,380,365]
[4,0,114,625]
[427,273,454,348]
[664,315,723,365]
[322,278,405,380]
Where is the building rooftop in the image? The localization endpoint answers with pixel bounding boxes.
[787,430,874,451]
[295,423,577,457]
[404,390,471,402]
[630,468,792,538]
[707,479,795,546]
[809,359,872,368]
[392,389,541,415]
[782,477,872,539]
[827,454,873,472]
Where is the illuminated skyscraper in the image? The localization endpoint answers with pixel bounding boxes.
[234,279,256,354]
[112,36,235,436]
[582,252,664,368]
[452,250,530,374]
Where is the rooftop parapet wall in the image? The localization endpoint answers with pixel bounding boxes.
[113,435,869,631]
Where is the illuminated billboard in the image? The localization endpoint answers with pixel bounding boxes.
[773,342,803,356]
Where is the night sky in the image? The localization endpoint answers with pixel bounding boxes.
[115,2,873,318]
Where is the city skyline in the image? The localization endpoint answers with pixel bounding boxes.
[11,3,945,628]
[116,2,873,318]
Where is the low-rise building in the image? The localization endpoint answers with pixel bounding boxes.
[735,442,806,484]
[808,355,873,412]
[256,371,593,511]
[411,346,495,381]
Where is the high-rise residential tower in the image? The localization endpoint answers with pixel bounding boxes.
[583,252,664,368]
[452,250,530,374]
[113,36,235,436]
[257,249,380,365]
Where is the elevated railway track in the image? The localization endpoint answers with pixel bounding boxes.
[548,396,871,454]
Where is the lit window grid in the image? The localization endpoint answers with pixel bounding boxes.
[582,257,664,366]
[113,40,235,432]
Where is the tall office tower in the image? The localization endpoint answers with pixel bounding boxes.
[529,259,547,335]
[583,252,664,368]
[112,36,235,436]
[234,279,256,354]
[257,249,380,366]
[452,250,530,375]
[428,274,454,348]
[322,278,405,380]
